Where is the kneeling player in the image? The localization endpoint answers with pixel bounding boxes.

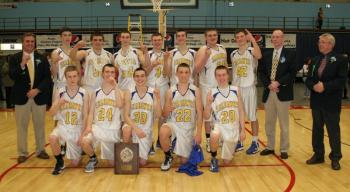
[122,67,162,165]
[203,66,246,172]
[159,63,202,171]
[49,66,89,175]
[81,64,123,173]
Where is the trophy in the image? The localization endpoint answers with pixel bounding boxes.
[114,143,139,174]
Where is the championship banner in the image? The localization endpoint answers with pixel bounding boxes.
[36,35,61,49]
[176,34,205,48]
[265,34,296,48]
[0,35,21,43]
[82,34,114,48]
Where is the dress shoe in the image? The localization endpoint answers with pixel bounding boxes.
[280,152,288,159]
[260,149,275,156]
[37,151,49,159]
[306,155,324,164]
[331,160,341,170]
[17,156,28,163]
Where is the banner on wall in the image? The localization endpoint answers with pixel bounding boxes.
[0,35,21,43]
[175,34,205,48]
[82,34,114,48]
[220,34,265,48]
[265,34,296,48]
[36,35,61,49]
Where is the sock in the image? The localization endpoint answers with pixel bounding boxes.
[211,151,217,158]
[164,150,171,157]
[252,136,258,142]
[55,154,62,161]
[90,154,96,159]
[206,133,210,139]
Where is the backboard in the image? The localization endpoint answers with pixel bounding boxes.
[120,0,198,9]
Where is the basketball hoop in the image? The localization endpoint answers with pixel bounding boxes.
[151,0,163,12]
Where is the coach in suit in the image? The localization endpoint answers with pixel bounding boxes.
[305,33,347,170]
[258,29,296,159]
[9,33,52,163]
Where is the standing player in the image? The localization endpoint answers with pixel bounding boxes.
[122,68,162,165]
[146,33,169,149]
[203,66,246,172]
[164,29,196,86]
[231,29,262,154]
[195,29,228,152]
[81,64,123,173]
[114,31,150,90]
[69,32,113,92]
[159,63,202,171]
[48,66,89,175]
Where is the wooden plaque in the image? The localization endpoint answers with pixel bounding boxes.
[114,143,139,174]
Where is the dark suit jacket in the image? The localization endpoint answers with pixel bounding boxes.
[9,51,52,105]
[306,52,348,112]
[258,47,297,103]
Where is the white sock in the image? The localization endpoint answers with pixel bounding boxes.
[252,136,258,142]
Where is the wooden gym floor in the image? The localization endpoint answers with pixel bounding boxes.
[0,84,350,192]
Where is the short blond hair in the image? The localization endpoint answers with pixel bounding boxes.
[319,33,335,46]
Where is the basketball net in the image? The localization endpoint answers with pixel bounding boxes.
[152,0,163,12]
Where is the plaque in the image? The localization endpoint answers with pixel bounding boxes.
[114,143,139,174]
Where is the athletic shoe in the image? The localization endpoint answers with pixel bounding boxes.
[149,144,156,155]
[161,155,173,171]
[60,143,66,156]
[206,138,211,153]
[235,141,244,152]
[209,157,219,172]
[52,160,65,175]
[246,141,259,155]
[85,157,98,173]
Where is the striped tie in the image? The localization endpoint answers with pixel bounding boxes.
[270,51,279,80]
[317,56,327,78]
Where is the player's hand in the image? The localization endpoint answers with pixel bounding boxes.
[194,133,202,145]
[51,52,63,65]
[58,97,67,106]
[27,88,40,98]
[240,130,246,141]
[75,40,86,49]
[245,29,255,42]
[82,127,92,137]
[21,53,31,68]
[134,127,146,139]
[164,47,171,61]
[139,42,148,54]
[205,47,212,58]
[313,81,324,93]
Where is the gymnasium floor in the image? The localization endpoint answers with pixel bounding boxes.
[0,82,349,192]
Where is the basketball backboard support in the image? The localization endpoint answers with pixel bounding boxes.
[120,0,198,9]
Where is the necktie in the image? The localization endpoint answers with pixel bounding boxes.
[27,56,35,88]
[317,56,327,78]
[270,50,279,80]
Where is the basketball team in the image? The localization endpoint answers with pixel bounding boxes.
[9,27,346,175]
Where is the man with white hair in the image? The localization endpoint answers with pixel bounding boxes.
[258,29,296,159]
[305,33,348,170]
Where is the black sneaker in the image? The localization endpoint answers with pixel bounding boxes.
[52,160,65,175]
[160,155,173,171]
[85,157,98,173]
[149,144,155,155]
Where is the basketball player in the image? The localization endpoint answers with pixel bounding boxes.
[122,68,162,165]
[203,66,245,172]
[50,27,75,155]
[48,66,89,175]
[164,29,196,86]
[146,33,169,149]
[195,29,228,152]
[69,31,113,92]
[114,31,150,90]
[231,29,262,154]
[159,63,202,171]
[81,64,123,173]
